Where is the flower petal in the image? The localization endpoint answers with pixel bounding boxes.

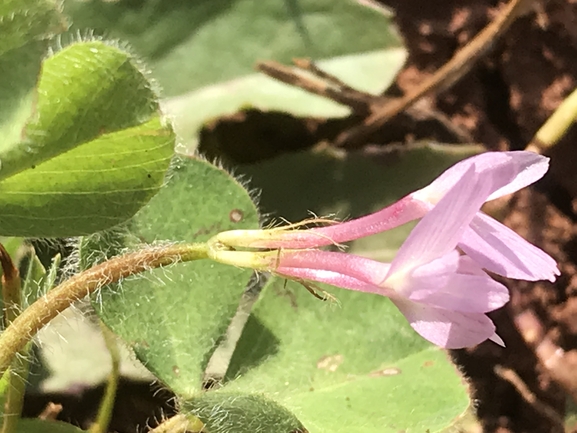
[277,250,390,287]
[392,299,498,348]
[276,266,390,295]
[388,165,493,278]
[305,195,428,246]
[413,151,549,204]
[407,253,510,312]
[459,212,560,282]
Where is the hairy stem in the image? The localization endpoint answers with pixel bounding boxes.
[0,243,209,378]
[0,244,27,433]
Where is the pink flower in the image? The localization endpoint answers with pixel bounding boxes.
[272,165,510,348]
[210,151,559,348]
[217,151,559,283]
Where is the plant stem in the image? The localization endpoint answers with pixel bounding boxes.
[0,347,30,433]
[526,86,577,152]
[0,243,209,378]
[0,244,28,433]
[89,323,121,433]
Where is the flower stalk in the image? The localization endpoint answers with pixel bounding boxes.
[0,243,209,378]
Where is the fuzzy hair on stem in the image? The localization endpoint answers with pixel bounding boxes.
[0,243,209,378]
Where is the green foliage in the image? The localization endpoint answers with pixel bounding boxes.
[0,3,481,432]
[0,40,175,237]
[0,0,66,159]
[165,48,406,150]
[13,419,85,433]
[177,144,480,432]
[241,142,483,229]
[0,0,66,56]
[63,0,400,96]
[218,282,469,433]
[88,155,260,397]
[21,249,62,308]
[184,393,306,433]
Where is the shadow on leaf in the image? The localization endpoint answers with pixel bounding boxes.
[224,315,280,382]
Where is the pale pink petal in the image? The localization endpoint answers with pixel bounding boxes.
[216,195,428,250]
[392,299,498,348]
[414,151,549,204]
[275,267,391,296]
[407,252,510,312]
[454,254,487,276]
[490,333,505,346]
[459,212,560,282]
[388,166,492,277]
[486,152,549,200]
[278,250,390,286]
[305,195,428,246]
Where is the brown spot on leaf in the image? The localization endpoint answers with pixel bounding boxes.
[172,366,180,376]
[229,209,244,223]
[316,354,344,372]
[423,360,435,367]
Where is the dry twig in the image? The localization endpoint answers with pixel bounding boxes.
[515,309,577,404]
[494,364,565,429]
[333,0,536,148]
[257,60,377,114]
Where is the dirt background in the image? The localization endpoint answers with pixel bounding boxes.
[378,0,577,432]
[21,1,577,432]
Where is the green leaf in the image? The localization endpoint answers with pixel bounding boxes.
[0,118,173,237]
[0,41,175,237]
[184,392,307,433]
[63,0,400,95]
[240,141,483,225]
[21,249,46,308]
[21,248,62,311]
[14,419,85,433]
[88,155,259,397]
[0,0,66,56]
[0,0,66,161]
[1,40,163,182]
[220,282,470,433]
[196,144,482,432]
[165,48,406,150]
[0,368,8,408]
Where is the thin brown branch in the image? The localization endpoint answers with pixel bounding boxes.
[0,243,21,327]
[292,58,362,94]
[494,364,565,429]
[515,309,577,404]
[38,403,63,421]
[257,60,376,114]
[334,0,536,148]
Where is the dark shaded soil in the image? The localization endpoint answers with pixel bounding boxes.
[377,0,577,432]
[23,379,177,432]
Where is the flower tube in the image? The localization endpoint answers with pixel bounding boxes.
[216,151,559,282]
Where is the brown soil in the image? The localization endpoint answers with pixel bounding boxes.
[377,0,577,431]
